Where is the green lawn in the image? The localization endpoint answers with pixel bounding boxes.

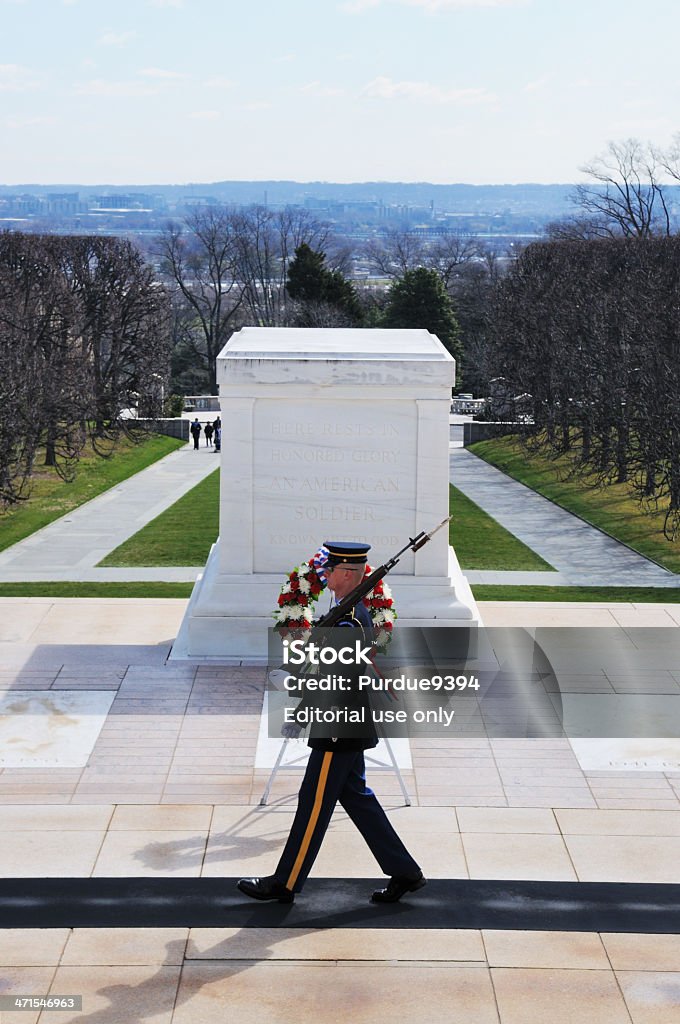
[0,433,184,554]
[0,581,677,602]
[471,437,680,573]
[449,484,553,571]
[99,469,220,566]
[0,582,193,598]
[472,585,680,602]
[100,475,552,571]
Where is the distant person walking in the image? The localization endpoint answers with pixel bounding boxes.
[190,418,202,451]
[213,416,222,453]
[204,422,214,447]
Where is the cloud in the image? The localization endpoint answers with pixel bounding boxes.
[0,64,41,93]
[6,115,58,128]
[299,80,345,97]
[138,67,188,79]
[97,30,136,47]
[202,76,235,89]
[73,78,162,97]
[609,116,675,139]
[190,110,221,121]
[343,0,527,11]
[523,76,549,93]
[570,77,596,89]
[363,75,495,104]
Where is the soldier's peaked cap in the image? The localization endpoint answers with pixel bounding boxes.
[324,541,371,568]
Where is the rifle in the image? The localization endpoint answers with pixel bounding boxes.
[314,515,452,629]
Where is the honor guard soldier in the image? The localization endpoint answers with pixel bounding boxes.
[238,540,426,905]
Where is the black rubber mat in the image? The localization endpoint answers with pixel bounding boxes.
[1,878,679,932]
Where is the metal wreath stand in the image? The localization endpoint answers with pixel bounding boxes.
[259,728,412,807]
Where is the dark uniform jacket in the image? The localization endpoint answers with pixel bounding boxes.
[292,600,378,753]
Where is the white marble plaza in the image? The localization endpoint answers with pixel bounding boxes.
[0,690,116,767]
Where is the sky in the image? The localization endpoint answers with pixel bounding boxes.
[1,0,679,186]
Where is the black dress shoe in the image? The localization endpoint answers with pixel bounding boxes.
[237,875,295,903]
[371,873,426,903]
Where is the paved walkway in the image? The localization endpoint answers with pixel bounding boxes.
[0,442,218,583]
[451,447,680,588]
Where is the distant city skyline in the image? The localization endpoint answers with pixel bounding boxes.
[2,0,679,186]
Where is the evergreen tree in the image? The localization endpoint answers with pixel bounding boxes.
[286,243,363,324]
[285,243,328,302]
[382,267,462,362]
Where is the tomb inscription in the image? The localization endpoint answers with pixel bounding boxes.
[253,400,417,572]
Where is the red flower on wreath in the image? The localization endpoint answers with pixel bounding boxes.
[273,554,397,648]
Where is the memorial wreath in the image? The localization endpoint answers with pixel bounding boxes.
[273,548,397,649]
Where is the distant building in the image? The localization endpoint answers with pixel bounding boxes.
[451,395,485,415]
[91,193,156,211]
[183,395,220,412]
[46,193,85,215]
[179,196,219,209]
[0,193,43,216]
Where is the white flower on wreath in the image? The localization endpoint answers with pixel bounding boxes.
[274,554,396,650]
[286,604,308,620]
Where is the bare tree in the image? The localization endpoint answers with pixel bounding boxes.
[63,236,171,441]
[656,131,680,183]
[0,249,44,503]
[488,235,680,539]
[429,231,482,287]
[573,138,671,238]
[159,205,331,391]
[447,255,500,395]
[36,237,91,473]
[0,231,171,505]
[545,215,615,241]
[157,209,243,393]
[363,229,426,279]
[364,227,483,294]
[0,233,93,496]
[230,205,331,326]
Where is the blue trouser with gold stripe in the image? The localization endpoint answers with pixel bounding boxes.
[274,748,421,893]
